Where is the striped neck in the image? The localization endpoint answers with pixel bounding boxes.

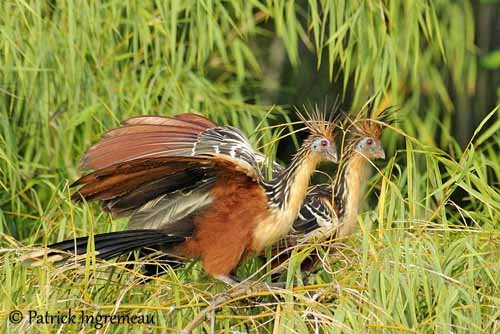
[266,138,320,211]
[334,143,371,236]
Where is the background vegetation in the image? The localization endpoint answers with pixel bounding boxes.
[1,1,499,333]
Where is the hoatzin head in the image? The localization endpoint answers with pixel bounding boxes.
[296,106,339,163]
[347,100,393,161]
[353,131,386,160]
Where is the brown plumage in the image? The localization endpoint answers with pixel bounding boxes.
[172,171,268,276]
[30,112,340,284]
[81,114,218,170]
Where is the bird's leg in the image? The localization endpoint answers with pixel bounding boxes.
[216,275,286,291]
[215,275,261,294]
[215,275,241,287]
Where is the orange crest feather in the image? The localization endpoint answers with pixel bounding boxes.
[296,104,341,140]
[350,95,395,139]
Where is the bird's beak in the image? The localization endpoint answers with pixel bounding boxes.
[326,146,338,163]
[374,147,386,160]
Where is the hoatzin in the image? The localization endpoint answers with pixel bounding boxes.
[29,112,340,286]
[294,112,388,239]
[268,106,390,276]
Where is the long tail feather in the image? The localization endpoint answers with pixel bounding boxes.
[24,230,185,265]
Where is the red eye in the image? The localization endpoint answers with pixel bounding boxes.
[320,139,328,147]
[366,138,373,145]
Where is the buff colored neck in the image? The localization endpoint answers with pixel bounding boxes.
[337,152,370,237]
[251,152,322,253]
[282,152,322,220]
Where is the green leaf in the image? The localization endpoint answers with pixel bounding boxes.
[480,50,500,69]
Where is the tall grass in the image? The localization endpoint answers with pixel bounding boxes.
[1,1,498,333]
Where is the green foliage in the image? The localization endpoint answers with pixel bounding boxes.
[480,50,500,69]
[0,1,498,333]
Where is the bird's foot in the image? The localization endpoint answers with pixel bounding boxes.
[215,275,285,294]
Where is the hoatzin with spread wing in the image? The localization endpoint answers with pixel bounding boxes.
[29,111,340,285]
[268,104,391,275]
